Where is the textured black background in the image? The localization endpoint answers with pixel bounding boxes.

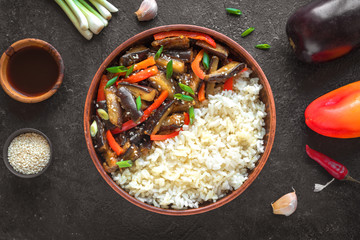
[1,0,359,239]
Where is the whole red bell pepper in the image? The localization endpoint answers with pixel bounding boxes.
[305,81,360,138]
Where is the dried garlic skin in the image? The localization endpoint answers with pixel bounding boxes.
[135,0,158,21]
[271,190,297,216]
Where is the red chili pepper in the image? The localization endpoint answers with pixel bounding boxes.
[184,112,190,125]
[111,90,169,134]
[150,130,180,141]
[154,31,216,48]
[223,77,234,91]
[306,145,360,183]
[97,75,108,102]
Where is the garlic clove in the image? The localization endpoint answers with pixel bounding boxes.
[135,0,158,21]
[271,189,297,216]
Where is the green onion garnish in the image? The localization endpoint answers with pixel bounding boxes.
[241,27,255,38]
[136,96,142,110]
[202,52,210,70]
[255,44,271,50]
[154,46,163,60]
[174,94,194,101]
[90,120,98,137]
[106,66,128,73]
[116,160,133,168]
[189,106,195,125]
[105,76,118,89]
[178,83,195,95]
[166,60,173,79]
[125,64,134,78]
[97,109,109,120]
[226,8,242,15]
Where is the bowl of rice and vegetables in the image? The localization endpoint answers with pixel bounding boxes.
[84,25,276,215]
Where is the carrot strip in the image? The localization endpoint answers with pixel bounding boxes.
[115,57,156,77]
[97,75,108,102]
[116,66,159,84]
[191,49,206,80]
[111,90,169,134]
[150,130,180,141]
[154,31,216,48]
[184,112,190,125]
[198,82,206,102]
[223,77,234,91]
[106,130,124,155]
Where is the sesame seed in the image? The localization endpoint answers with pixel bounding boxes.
[7,133,50,175]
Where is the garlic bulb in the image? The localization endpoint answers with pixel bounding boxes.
[271,189,297,216]
[135,0,158,21]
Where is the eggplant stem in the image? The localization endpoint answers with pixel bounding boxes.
[344,175,360,184]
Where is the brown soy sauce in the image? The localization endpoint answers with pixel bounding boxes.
[7,46,59,96]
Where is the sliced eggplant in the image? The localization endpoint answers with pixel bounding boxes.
[206,56,219,97]
[120,45,149,66]
[177,72,201,93]
[148,72,177,99]
[151,36,190,49]
[91,115,108,154]
[204,61,245,82]
[159,113,184,132]
[95,100,117,130]
[155,55,186,74]
[171,101,194,113]
[144,100,175,135]
[103,150,119,173]
[117,87,143,123]
[196,40,229,59]
[121,144,141,161]
[162,49,194,63]
[105,86,122,128]
[117,82,157,102]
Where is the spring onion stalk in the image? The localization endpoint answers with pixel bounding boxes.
[89,0,112,20]
[55,0,93,40]
[65,0,89,30]
[78,0,108,26]
[94,0,118,13]
[74,0,104,34]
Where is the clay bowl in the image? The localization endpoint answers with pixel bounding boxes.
[0,38,64,103]
[84,25,276,216]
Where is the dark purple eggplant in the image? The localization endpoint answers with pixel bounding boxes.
[120,45,149,66]
[143,100,175,135]
[206,56,219,97]
[155,55,186,74]
[151,36,190,49]
[117,82,157,102]
[195,40,229,59]
[95,100,117,130]
[286,0,360,63]
[117,87,143,123]
[159,113,184,132]
[105,86,122,128]
[162,49,194,63]
[204,62,245,82]
[91,115,108,153]
[148,72,177,99]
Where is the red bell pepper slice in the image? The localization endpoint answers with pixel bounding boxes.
[150,130,180,141]
[191,49,206,80]
[97,75,108,102]
[115,57,156,77]
[106,130,124,155]
[223,77,234,91]
[111,90,169,134]
[305,81,360,138]
[116,66,159,84]
[198,82,206,101]
[154,31,216,48]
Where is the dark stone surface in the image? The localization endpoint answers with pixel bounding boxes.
[0,0,359,239]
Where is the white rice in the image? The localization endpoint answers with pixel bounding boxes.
[113,71,266,209]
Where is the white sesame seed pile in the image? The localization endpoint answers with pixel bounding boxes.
[8,133,50,175]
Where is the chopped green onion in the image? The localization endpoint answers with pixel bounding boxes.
[166,60,173,79]
[174,94,194,101]
[255,44,271,50]
[154,46,163,60]
[136,96,142,111]
[116,160,133,168]
[178,83,195,95]
[97,109,109,120]
[105,76,118,88]
[90,120,98,137]
[106,66,128,73]
[202,52,210,70]
[241,27,255,38]
[125,65,134,78]
[189,106,195,125]
[226,8,242,16]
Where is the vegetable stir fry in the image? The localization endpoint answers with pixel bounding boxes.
[90,31,247,173]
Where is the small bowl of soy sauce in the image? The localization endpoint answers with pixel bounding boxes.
[0,38,64,103]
